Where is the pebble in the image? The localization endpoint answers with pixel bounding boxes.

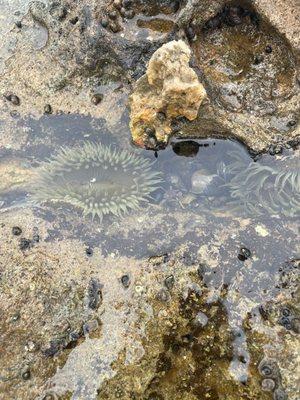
[5,94,20,106]
[101,18,109,28]
[21,367,31,380]
[254,55,264,65]
[265,45,273,54]
[287,119,296,127]
[238,247,251,261]
[11,312,21,322]
[85,246,93,256]
[12,226,22,236]
[185,26,196,41]
[164,275,175,290]
[91,94,103,105]
[44,104,52,114]
[121,274,131,288]
[19,238,31,251]
[87,278,102,310]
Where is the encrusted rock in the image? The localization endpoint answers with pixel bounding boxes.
[129,40,206,148]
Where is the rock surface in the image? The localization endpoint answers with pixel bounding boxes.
[130,40,206,147]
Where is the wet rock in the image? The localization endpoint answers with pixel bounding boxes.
[176,0,300,152]
[130,40,206,148]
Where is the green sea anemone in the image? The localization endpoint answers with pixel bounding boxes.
[224,150,300,217]
[31,142,162,220]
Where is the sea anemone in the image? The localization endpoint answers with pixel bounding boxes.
[224,150,300,217]
[31,142,162,220]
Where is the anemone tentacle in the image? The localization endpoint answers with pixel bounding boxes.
[31,142,162,220]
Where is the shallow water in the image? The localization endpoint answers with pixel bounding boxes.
[0,113,299,400]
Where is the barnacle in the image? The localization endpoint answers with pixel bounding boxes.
[224,150,300,217]
[31,142,162,220]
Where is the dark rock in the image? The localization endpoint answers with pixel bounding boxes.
[87,278,103,310]
[5,94,20,106]
[238,247,251,261]
[19,238,32,251]
[164,275,175,290]
[287,119,296,127]
[12,226,22,236]
[101,18,109,28]
[121,274,131,288]
[265,45,273,54]
[172,140,199,157]
[21,366,31,380]
[91,93,103,105]
[44,104,53,114]
[185,26,196,41]
[254,55,264,65]
[85,246,93,256]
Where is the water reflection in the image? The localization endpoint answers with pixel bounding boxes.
[0,114,298,400]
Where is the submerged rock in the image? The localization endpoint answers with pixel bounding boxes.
[129,40,206,148]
